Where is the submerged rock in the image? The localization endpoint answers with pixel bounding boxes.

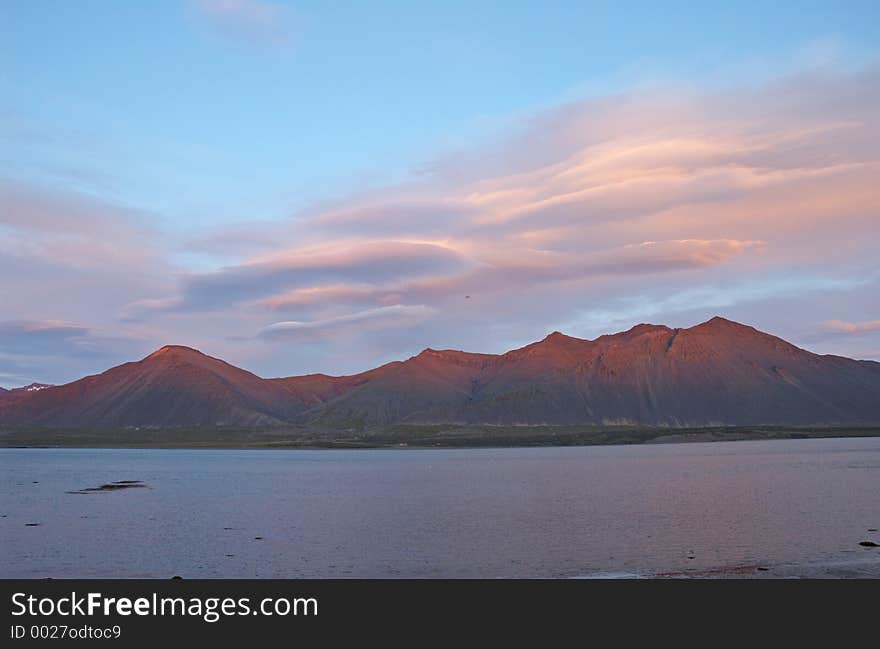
[67,480,148,494]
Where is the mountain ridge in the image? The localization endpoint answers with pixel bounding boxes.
[1,317,878,428]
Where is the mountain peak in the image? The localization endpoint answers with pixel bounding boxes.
[541,331,581,344]
[415,347,474,360]
[146,344,206,359]
[3,317,880,429]
[626,323,671,334]
[595,323,670,342]
[706,315,739,325]
[692,316,754,333]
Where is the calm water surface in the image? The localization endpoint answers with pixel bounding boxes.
[2,438,879,578]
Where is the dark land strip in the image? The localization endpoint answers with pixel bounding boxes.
[2,423,879,449]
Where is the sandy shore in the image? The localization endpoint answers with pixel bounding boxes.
[652,556,880,579]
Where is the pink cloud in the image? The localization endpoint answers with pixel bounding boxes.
[259,305,436,340]
[142,67,878,360]
[5,65,879,381]
[174,241,470,311]
[205,237,764,318]
[259,285,384,310]
[823,320,880,334]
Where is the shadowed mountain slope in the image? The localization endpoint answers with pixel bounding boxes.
[0,346,302,427]
[2,318,878,428]
[300,318,880,426]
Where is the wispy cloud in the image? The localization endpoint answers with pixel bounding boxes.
[5,64,880,380]
[0,321,91,355]
[146,66,878,360]
[175,241,470,311]
[823,320,880,334]
[259,305,436,341]
[192,0,295,46]
[0,181,169,384]
[0,320,155,388]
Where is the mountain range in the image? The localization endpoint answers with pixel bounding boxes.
[1,317,878,429]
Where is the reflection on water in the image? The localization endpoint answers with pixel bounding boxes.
[2,437,879,578]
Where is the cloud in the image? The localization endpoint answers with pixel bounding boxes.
[0,321,91,355]
[167,237,762,317]
[0,320,153,387]
[258,305,436,341]
[123,65,879,372]
[174,241,470,311]
[0,181,170,316]
[5,64,880,380]
[192,0,295,46]
[0,179,156,269]
[308,201,480,238]
[118,297,184,322]
[0,181,171,384]
[823,320,880,334]
[0,320,152,362]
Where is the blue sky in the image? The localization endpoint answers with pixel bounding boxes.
[5,1,878,231]
[1,1,879,385]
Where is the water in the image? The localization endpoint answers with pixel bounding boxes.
[2,438,879,578]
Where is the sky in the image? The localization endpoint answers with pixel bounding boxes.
[1,0,879,386]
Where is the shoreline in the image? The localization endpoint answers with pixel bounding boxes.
[1,426,880,451]
[653,556,880,579]
[6,558,880,580]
